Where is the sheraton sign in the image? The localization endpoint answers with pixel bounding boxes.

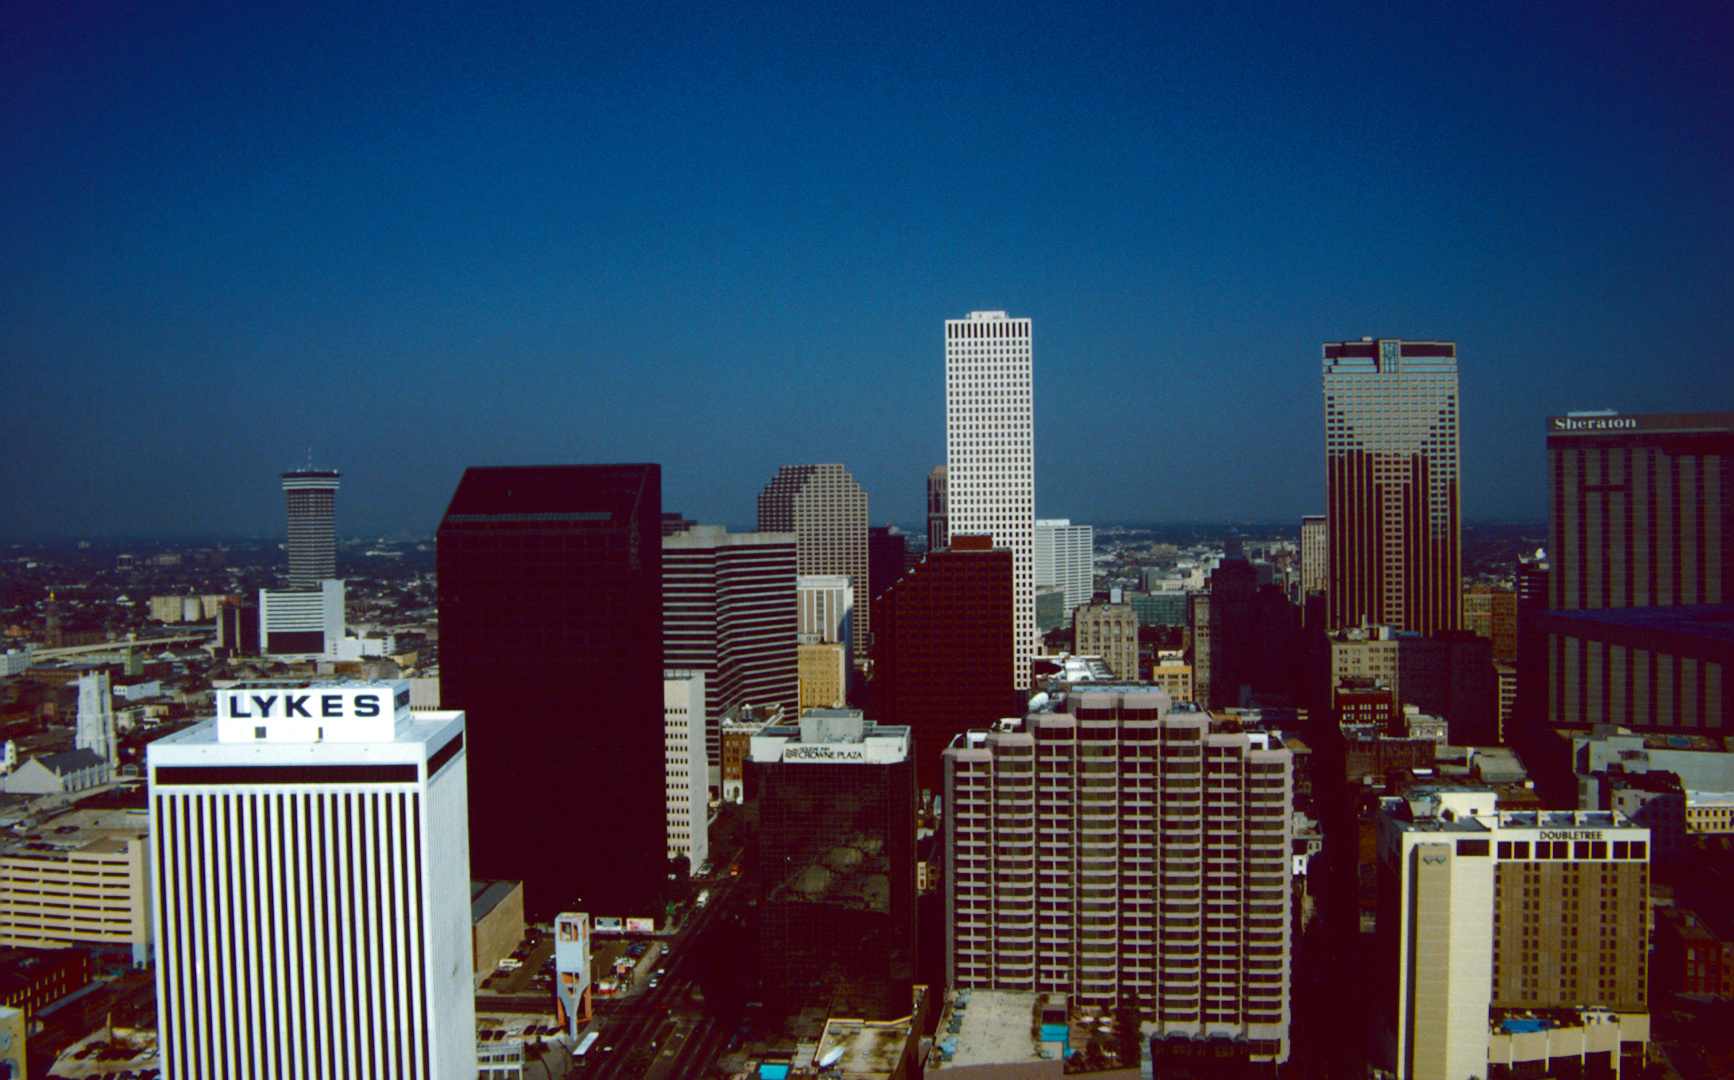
[1550,417,1636,432]
[1548,413,1730,436]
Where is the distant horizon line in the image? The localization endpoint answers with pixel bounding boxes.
[0,518,1551,546]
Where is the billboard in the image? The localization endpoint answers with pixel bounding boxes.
[625,917,656,934]
[213,680,411,742]
[554,913,592,1037]
[591,916,624,935]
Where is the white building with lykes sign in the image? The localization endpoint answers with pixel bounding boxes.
[148,680,475,1079]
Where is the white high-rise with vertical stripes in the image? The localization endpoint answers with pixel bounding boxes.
[148,681,474,1079]
[947,311,1035,689]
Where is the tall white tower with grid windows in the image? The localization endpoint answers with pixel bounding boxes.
[946,311,1035,689]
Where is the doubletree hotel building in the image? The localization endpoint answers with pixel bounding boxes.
[1377,788,1650,1080]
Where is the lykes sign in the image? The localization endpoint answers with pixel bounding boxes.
[226,691,385,719]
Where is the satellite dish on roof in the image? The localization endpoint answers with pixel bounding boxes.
[819,1045,845,1068]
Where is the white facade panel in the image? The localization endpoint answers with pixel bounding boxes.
[665,671,709,873]
[258,578,345,658]
[1036,519,1094,616]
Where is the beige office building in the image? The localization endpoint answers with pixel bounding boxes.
[1300,515,1327,596]
[945,687,1292,1065]
[1072,601,1139,680]
[758,465,870,658]
[1150,657,1196,704]
[0,804,152,964]
[798,641,847,710]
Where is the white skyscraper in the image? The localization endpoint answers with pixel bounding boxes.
[149,681,475,1078]
[946,311,1035,688]
[1035,518,1094,616]
[665,670,709,873]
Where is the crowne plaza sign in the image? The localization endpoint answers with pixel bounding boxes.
[782,744,867,763]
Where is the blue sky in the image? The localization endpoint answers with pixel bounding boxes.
[4,1,1728,537]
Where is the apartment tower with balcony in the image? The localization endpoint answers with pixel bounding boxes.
[943,687,1293,1065]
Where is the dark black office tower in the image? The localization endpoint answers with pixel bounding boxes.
[437,464,663,919]
[875,536,1017,793]
[868,525,909,603]
[745,711,916,1021]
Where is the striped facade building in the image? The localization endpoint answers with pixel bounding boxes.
[281,469,340,590]
[1538,412,1733,732]
[663,525,799,720]
[148,681,474,1079]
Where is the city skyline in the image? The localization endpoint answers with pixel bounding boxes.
[5,3,1728,539]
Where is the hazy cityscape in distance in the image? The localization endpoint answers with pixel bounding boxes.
[4,2,1731,1079]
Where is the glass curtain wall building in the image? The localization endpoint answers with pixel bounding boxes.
[437,464,665,919]
[745,711,916,1020]
[1324,339,1461,636]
